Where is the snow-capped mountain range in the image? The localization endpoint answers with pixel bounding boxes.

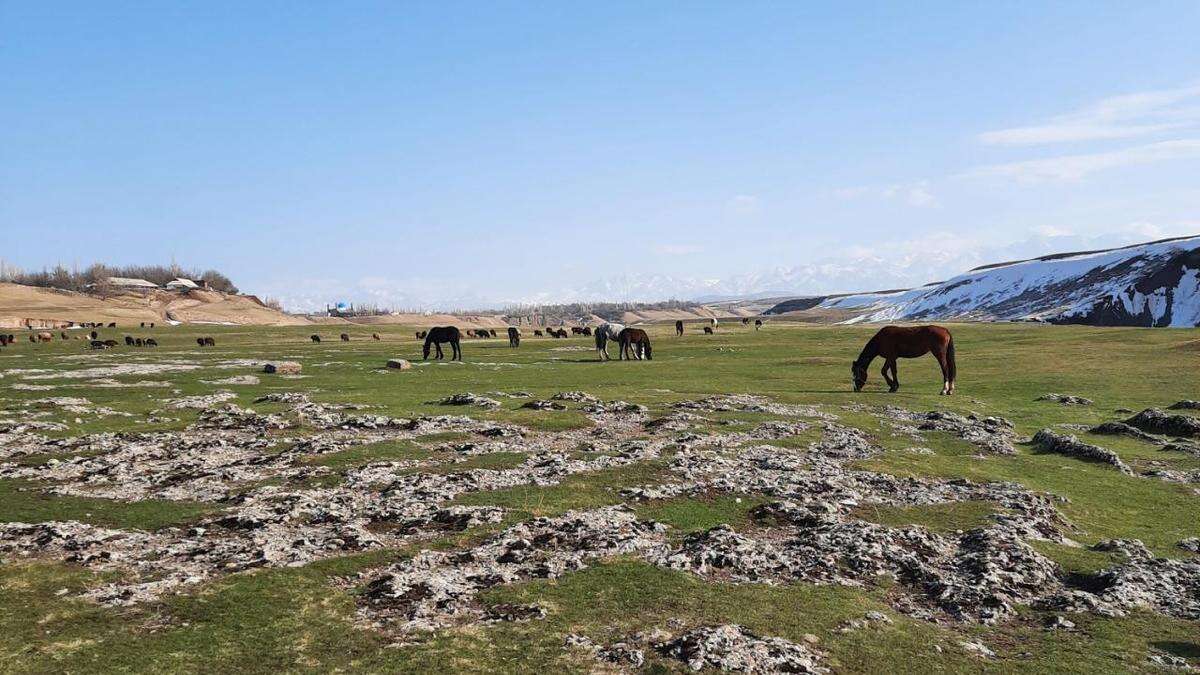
[768,235,1200,327]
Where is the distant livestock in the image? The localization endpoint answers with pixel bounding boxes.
[852,325,956,395]
[90,340,108,349]
[415,331,428,340]
[742,318,750,325]
[197,337,216,347]
[90,331,98,340]
[675,320,684,336]
[311,335,321,343]
[341,333,350,342]
[145,338,158,347]
[508,326,520,348]
[125,336,135,346]
[617,327,652,360]
[37,332,53,342]
[594,322,626,361]
[571,327,586,335]
[703,326,713,335]
[755,319,763,330]
[490,329,498,338]
[423,326,462,361]
[135,338,144,347]
[533,330,543,337]
[372,333,381,341]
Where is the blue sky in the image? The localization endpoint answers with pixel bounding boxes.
[3,2,1199,309]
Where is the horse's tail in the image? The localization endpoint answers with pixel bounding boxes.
[946,336,956,382]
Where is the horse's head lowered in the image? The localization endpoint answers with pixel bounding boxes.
[422,342,431,359]
[851,361,868,391]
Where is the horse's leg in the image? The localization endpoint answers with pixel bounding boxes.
[934,349,951,395]
[883,359,898,392]
[454,339,461,361]
[436,342,444,360]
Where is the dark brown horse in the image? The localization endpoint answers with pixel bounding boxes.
[340,333,350,342]
[852,325,956,395]
[617,327,652,360]
[675,320,684,336]
[311,334,321,343]
[423,326,462,361]
[507,326,520,347]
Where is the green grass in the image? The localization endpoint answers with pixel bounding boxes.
[1,321,1198,672]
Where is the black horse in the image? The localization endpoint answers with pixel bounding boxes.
[675,320,684,336]
[507,326,520,347]
[423,326,462,361]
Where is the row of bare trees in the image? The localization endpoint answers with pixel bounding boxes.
[0,261,239,294]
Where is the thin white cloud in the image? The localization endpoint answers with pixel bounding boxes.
[834,181,938,208]
[980,82,1200,146]
[656,243,703,256]
[726,194,761,215]
[968,138,1200,182]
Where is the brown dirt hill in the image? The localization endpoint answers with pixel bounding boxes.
[0,282,309,328]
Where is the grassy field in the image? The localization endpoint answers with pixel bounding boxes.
[0,321,1198,673]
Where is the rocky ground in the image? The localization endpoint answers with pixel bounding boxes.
[2,383,1198,671]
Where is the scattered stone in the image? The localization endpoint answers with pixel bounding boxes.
[957,640,995,659]
[1124,409,1200,438]
[1031,429,1134,475]
[1168,401,1200,410]
[551,391,600,404]
[654,624,828,673]
[385,359,412,370]
[356,507,668,632]
[1036,394,1094,406]
[438,392,501,409]
[166,391,238,409]
[200,375,260,386]
[520,400,566,411]
[880,407,1017,455]
[1043,615,1075,630]
[1147,651,1197,671]
[263,362,302,375]
[565,634,647,668]
[1178,538,1200,554]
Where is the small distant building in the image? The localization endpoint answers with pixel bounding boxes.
[107,277,159,290]
[165,277,201,291]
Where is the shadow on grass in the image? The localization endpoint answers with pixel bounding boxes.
[1152,640,1200,659]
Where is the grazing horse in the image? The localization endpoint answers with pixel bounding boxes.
[594,322,625,361]
[533,329,543,337]
[703,326,713,335]
[852,325,956,395]
[742,318,750,325]
[617,327,652,360]
[754,319,762,330]
[423,326,462,361]
[311,334,321,343]
[675,320,684,336]
[90,331,98,340]
[372,333,381,341]
[508,326,520,347]
[135,338,144,347]
[415,330,427,340]
[340,333,350,342]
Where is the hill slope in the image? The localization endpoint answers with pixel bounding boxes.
[767,235,1200,327]
[0,282,309,327]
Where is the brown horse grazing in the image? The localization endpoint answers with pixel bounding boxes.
[372,333,381,341]
[311,334,321,343]
[617,327,652,360]
[852,325,956,395]
[533,329,543,337]
[340,333,350,342]
[675,320,684,336]
[703,326,713,335]
[507,326,520,347]
[423,326,462,361]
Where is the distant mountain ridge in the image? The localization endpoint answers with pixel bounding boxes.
[766,235,1200,327]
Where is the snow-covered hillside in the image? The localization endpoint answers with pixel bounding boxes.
[770,235,1200,327]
